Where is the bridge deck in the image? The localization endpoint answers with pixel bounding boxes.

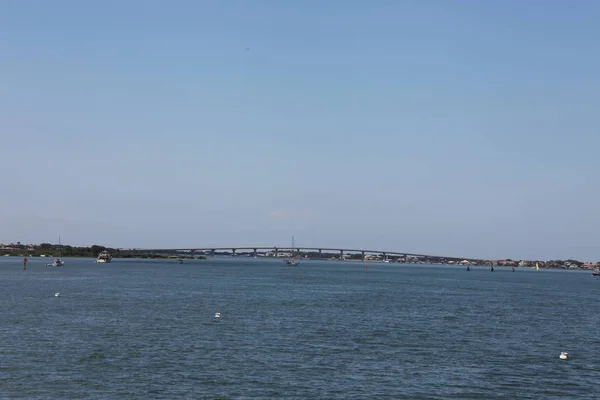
[118,246,469,260]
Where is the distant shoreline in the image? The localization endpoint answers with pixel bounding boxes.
[1,243,597,271]
[1,253,594,271]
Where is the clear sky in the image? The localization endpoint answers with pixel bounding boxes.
[1,0,599,260]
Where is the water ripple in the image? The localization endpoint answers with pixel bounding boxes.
[1,257,599,399]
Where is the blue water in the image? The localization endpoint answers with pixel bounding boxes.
[1,256,599,399]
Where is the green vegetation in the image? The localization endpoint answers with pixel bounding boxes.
[0,244,206,260]
[1,243,111,257]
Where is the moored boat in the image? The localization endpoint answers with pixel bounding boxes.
[46,236,65,267]
[96,250,112,263]
[46,258,64,267]
[284,236,299,266]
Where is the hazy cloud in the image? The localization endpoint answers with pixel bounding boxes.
[267,208,315,219]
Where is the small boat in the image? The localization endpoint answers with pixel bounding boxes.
[96,250,112,263]
[559,352,568,360]
[592,268,600,277]
[177,259,183,264]
[46,236,65,267]
[46,257,64,267]
[284,236,299,266]
[47,258,64,267]
[536,262,540,271]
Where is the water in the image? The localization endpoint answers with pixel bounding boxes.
[1,256,599,399]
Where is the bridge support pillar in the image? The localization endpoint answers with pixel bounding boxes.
[274,248,278,258]
[318,249,322,259]
[253,248,257,257]
[232,248,236,257]
[361,251,365,261]
[211,249,215,256]
[340,250,344,260]
[383,252,387,261]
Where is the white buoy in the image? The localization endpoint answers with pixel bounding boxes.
[54,292,60,297]
[559,352,568,360]
[215,312,221,318]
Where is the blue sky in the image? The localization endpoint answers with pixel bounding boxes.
[1,0,599,260]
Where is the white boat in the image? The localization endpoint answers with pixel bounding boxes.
[96,250,112,263]
[48,258,64,267]
[592,267,600,277]
[284,236,299,266]
[46,236,65,267]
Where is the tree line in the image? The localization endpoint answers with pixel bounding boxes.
[2,244,115,258]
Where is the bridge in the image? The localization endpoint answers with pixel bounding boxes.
[117,246,472,262]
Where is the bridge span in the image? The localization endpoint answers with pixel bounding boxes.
[117,246,471,262]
